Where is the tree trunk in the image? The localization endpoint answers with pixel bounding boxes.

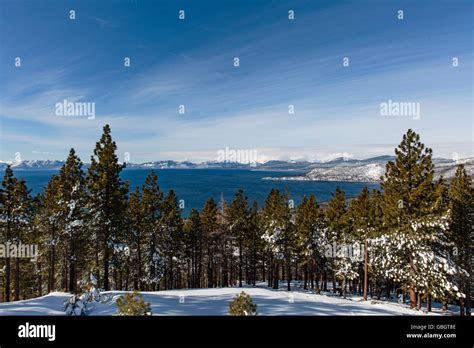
[116,268,119,289]
[207,248,212,288]
[252,247,257,286]
[95,247,100,290]
[409,288,416,309]
[363,238,368,301]
[408,254,418,309]
[62,251,68,291]
[323,271,327,292]
[137,237,142,290]
[273,262,279,289]
[303,263,308,290]
[238,237,243,287]
[103,230,110,291]
[103,254,109,291]
[465,281,471,316]
[267,256,272,288]
[68,238,75,293]
[14,257,20,301]
[5,255,10,302]
[169,256,174,289]
[4,223,11,302]
[37,261,42,297]
[286,256,291,292]
[49,242,55,292]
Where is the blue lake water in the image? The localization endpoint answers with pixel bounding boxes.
[14,169,379,216]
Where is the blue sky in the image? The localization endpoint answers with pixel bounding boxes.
[0,0,472,163]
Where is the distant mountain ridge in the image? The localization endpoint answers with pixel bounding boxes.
[0,160,67,170]
[262,157,474,182]
[1,156,472,182]
[1,156,397,171]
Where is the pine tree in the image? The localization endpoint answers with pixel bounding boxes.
[201,198,219,288]
[261,188,294,291]
[381,129,437,227]
[35,153,87,296]
[159,190,183,289]
[141,170,163,290]
[347,187,377,300]
[184,208,203,288]
[116,290,152,316]
[228,291,257,316]
[87,124,128,290]
[1,166,16,302]
[378,129,457,308]
[57,149,86,294]
[325,186,349,294]
[449,164,473,315]
[295,194,327,292]
[217,195,231,287]
[226,189,250,287]
[246,200,263,286]
[29,195,43,298]
[0,166,32,301]
[366,189,384,299]
[36,175,62,293]
[128,186,144,290]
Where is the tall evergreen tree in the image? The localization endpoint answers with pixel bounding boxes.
[347,187,377,300]
[449,164,473,315]
[1,166,32,301]
[159,190,183,289]
[295,193,326,292]
[218,196,232,288]
[246,200,263,287]
[128,186,144,290]
[87,124,128,290]
[227,190,250,287]
[1,166,16,302]
[184,208,203,288]
[56,149,86,293]
[141,170,163,290]
[261,189,294,291]
[325,186,350,294]
[379,129,454,308]
[201,198,219,288]
[36,175,62,293]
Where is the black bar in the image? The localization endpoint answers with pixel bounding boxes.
[0,316,471,346]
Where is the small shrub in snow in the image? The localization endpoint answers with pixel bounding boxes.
[88,274,101,302]
[88,286,101,302]
[116,291,152,316]
[63,295,87,316]
[228,291,257,316]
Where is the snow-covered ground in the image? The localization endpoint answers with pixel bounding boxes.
[0,285,459,316]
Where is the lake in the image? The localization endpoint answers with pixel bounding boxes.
[14,169,379,215]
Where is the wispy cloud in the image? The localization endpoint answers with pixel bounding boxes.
[92,16,117,28]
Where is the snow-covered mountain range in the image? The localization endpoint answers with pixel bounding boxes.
[263,157,474,182]
[1,156,472,182]
[0,160,67,170]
